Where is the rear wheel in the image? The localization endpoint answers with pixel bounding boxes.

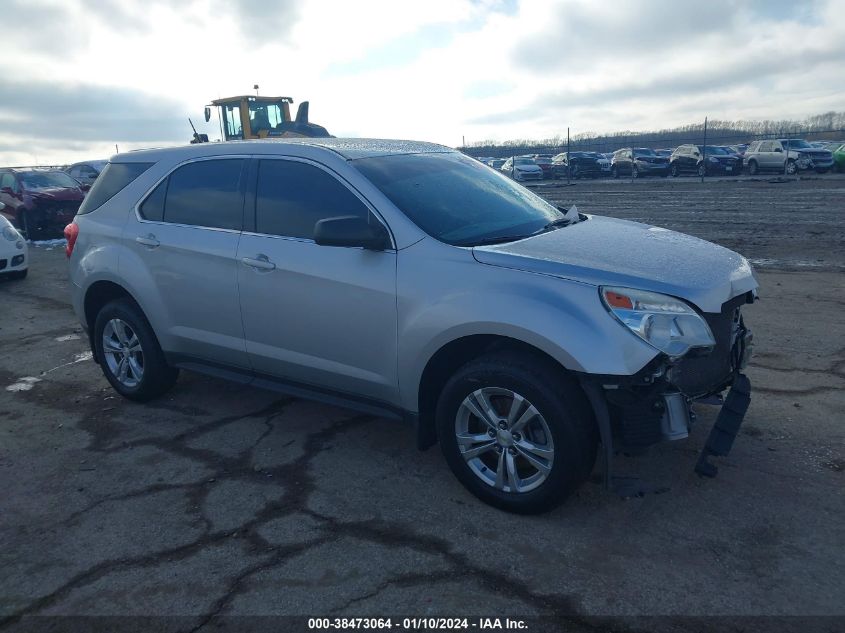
[93,299,178,401]
[436,352,597,514]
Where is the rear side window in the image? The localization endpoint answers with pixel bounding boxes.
[144,159,245,230]
[77,162,153,215]
[255,160,368,239]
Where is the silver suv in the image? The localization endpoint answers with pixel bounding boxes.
[67,139,757,513]
[743,139,834,175]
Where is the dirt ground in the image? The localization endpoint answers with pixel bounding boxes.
[0,177,843,631]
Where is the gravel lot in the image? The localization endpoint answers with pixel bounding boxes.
[1,177,843,631]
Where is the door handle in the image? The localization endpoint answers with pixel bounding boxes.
[136,234,160,248]
[241,254,276,271]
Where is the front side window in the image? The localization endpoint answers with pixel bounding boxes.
[353,152,563,246]
[222,104,243,140]
[161,159,245,230]
[255,160,369,239]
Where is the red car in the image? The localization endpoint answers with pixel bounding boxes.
[0,168,85,240]
[531,154,555,179]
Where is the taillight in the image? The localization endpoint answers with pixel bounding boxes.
[64,222,79,259]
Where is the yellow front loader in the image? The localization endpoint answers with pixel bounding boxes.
[197,95,331,143]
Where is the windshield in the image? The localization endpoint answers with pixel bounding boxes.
[353,152,563,246]
[533,157,551,164]
[514,157,535,165]
[633,148,656,157]
[698,146,729,155]
[19,171,80,189]
[782,139,813,149]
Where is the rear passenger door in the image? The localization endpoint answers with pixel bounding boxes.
[236,157,399,405]
[127,157,250,369]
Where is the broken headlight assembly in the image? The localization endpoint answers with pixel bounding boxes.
[600,286,715,359]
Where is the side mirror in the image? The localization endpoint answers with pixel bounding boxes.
[0,201,5,211]
[774,147,783,153]
[204,107,211,123]
[0,186,13,195]
[314,215,390,251]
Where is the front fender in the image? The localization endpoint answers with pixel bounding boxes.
[396,243,658,412]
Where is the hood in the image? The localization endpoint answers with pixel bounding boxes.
[27,187,84,203]
[472,215,758,313]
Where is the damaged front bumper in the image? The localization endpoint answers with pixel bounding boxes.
[579,291,755,491]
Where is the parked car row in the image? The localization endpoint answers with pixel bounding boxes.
[473,137,841,180]
[0,159,107,240]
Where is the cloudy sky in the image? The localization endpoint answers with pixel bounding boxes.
[0,0,842,165]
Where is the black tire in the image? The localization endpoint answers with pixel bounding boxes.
[670,163,679,177]
[631,165,639,179]
[435,351,597,514]
[93,299,178,401]
[611,166,618,179]
[748,160,759,176]
[569,166,578,180]
[697,163,706,177]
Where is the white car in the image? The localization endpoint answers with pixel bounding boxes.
[500,156,543,181]
[0,202,28,280]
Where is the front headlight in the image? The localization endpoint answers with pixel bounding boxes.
[2,225,21,242]
[600,286,715,358]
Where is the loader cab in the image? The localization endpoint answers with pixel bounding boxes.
[209,96,294,141]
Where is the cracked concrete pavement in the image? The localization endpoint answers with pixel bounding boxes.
[1,178,843,629]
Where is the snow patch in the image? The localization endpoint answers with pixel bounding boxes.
[6,377,41,392]
[55,333,81,342]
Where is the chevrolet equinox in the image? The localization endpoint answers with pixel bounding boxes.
[66,139,757,513]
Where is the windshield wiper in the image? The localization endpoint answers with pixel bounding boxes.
[457,234,534,247]
[539,205,583,232]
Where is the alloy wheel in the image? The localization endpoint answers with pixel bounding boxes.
[102,318,144,388]
[454,387,554,494]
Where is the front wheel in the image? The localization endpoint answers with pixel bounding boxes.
[93,299,179,401]
[748,160,759,175]
[670,163,679,177]
[697,163,707,177]
[611,166,619,179]
[436,352,597,514]
[631,165,639,179]
[785,159,797,175]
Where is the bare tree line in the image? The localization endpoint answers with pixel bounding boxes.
[464,111,845,155]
